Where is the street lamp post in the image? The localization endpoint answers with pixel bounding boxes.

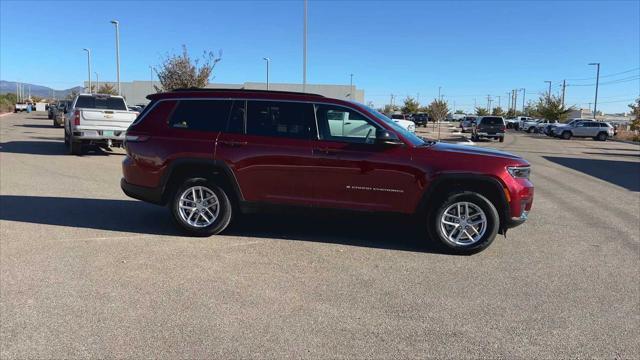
[83,48,92,93]
[95,72,99,92]
[349,73,354,99]
[110,20,121,95]
[520,88,526,112]
[263,57,271,90]
[588,63,600,119]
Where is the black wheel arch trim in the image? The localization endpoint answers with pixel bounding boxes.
[418,173,511,232]
[158,158,244,205]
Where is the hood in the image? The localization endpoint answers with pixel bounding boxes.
[429,142,523,160]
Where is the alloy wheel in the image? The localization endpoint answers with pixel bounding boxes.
[177,186,220,228]
[439,201,487,246]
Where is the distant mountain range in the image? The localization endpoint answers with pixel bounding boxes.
[0,80,83,99]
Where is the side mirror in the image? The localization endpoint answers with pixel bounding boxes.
[375,129,403,145]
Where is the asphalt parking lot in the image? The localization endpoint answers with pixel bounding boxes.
[1,112,639,358]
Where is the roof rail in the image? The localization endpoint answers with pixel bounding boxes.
[170,87,325,97]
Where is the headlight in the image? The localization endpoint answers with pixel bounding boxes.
[507,166,530,179]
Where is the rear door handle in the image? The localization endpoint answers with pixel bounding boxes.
[219,140,247,147]
[314,147,338,155]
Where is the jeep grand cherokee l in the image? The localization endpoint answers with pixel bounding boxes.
[121,89,533,253]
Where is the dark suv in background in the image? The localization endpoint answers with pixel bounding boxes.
[471,116,506,142]
[121,89,533,253]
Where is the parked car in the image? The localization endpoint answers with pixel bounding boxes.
[51,100,71,127]
[64,93,137,154]
[535,119,558,133]
[121,88,533,254]
[412,113,429,127]
[459,116,477,132]
[47,103,56,119]
[553,120,614,141]
[516,116,534,130]
[550,118,590,137]
[389,114,416,133]
[520,118,541,133]
[471,116,506,142]
[14,102,28,112]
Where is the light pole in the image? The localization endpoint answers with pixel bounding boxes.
[349,73,353,99]
[149,65,154,93]
[588,63,600,119]
[519,88,526,112]
[83,48,92,93]
[263,57,271,90]
[438,86,442,101]
[544,81,552,100]
[110,20,121,95]
[302,0,307,92]
[95,72,99,92]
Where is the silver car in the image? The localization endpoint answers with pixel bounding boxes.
[554,120,615,141]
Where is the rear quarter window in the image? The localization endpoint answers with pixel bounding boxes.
[169,100,233,132]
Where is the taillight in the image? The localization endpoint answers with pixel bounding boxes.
[73,110,80,126]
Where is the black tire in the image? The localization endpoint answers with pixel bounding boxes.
[67,133,82,155]
[596,132,608,141]
[170,178,233,236]
[427,191,500,254]
[499,136,505,143]
[526,127,534,133]
[561,131,572,140]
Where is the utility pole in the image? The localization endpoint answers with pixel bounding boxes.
[561,80,566,107]
[95,72,99,92]
[513,90,518,113]
[506,92,511,112]
[497,95,501,109]
[486,95,492,112]
[110,20,121,95]
[28,85,31,100]
[390,94,395,108]
[16,82,19,102]
[263,58,271,90]
[520,88,526,112]
[588,62,600,119]
[302,0,308,93]
[544,80,552,100]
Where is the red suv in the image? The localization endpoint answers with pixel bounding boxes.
[121,89,533,253]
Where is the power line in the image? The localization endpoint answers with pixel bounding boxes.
[564,67,639,81]
[567,75,639,87]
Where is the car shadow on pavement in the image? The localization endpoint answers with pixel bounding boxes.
[0,141,124,156]
[543,156,640,192]
[0,195,449,254]
[14,124,55,129]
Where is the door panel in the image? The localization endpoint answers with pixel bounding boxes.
[311,104,421,213]
[215,100,316,205]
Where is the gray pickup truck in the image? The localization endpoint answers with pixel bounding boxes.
[64,93,137,155]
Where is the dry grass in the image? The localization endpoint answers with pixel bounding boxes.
[615,129,640,143]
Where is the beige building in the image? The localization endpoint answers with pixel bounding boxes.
[85,81,364,105]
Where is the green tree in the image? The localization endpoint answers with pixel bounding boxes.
[454,109,465,114]
[629,97,640,130]
[401,96,420,114]
[475,107,489,116]
[491,106,504,116]
[426,99,449,123]
[97,83,118,95]
[66,90,79,100]
[534,94,573,122]
[383,104,399,114]
[155,45,222,92]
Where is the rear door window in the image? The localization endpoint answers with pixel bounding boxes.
[480,117,504,125]
[169,99,232,132]
[246,101,315,139]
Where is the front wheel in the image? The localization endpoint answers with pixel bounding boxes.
[596,132,608,141]
[428,192,500,254]
[170,178,233,236]
[561,131,572,140]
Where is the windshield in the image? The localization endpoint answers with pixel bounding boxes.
[75,96,127,110]
[360,104,427,146]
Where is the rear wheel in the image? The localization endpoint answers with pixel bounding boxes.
[428,192,500,254]
[499,136,505,143]
[561,131,572,140]
[170,178,233,236]
[596,132,608,141]
[66,132,82,155]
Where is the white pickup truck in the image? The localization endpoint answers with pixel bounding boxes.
[64,93,137,155]
[14,102,28,112]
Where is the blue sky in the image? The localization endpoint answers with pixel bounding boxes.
[1,0,638,113]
